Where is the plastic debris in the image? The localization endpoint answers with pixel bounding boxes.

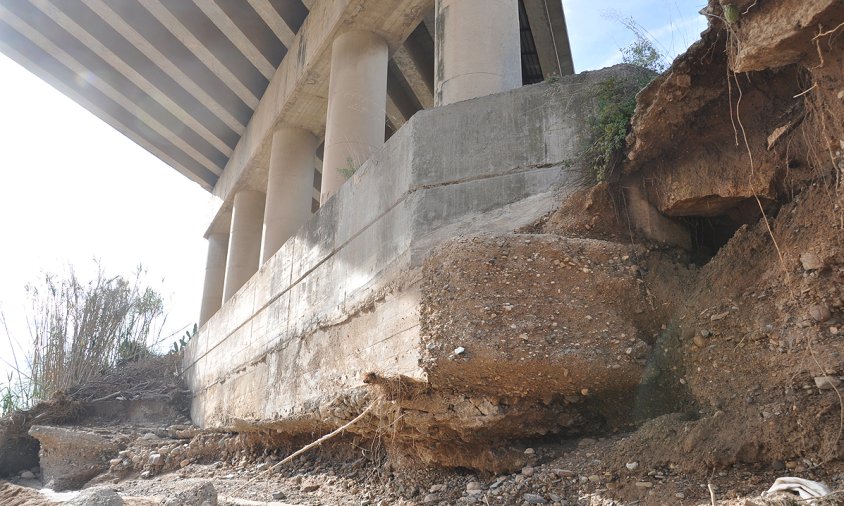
[764,477,831,502]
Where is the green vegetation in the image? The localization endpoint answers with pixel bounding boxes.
[583,34,666,183]
[583,78,641,183]
[170,323,197,354]
[337,157,358,179]
[622,34,668,74]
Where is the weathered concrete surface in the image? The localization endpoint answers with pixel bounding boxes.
[184,67,651,439]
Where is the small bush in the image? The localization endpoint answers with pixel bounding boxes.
[582,35,665,183]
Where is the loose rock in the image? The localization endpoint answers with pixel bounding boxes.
[67,488,123,506]
[814,376,841,390]
[800,252,823,271]
[523,493,548,504]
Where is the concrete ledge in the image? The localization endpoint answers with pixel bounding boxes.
[184,66,646,430]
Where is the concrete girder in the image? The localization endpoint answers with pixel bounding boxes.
[189,0,276,79]
[79,0,246,133]
[138,0,261,109]
[26,0,233,158]
[523,0,575,78]
[0,3,226,178]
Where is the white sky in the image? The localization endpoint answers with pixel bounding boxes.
[0,0,707,383]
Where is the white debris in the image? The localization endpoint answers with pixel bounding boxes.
[764,477,831,503]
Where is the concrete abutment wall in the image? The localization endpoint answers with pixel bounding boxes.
[184,67,645,431]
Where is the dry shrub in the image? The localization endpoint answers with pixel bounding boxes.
[23,264,166,404]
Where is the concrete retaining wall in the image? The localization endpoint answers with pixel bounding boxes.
[184,66,642,428]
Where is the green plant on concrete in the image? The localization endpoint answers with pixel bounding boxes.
[583,78,640,183]
[337,157,358,179]
[581,34,666,183]
[170,323,197,354]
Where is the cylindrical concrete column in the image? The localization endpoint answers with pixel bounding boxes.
[223,190,265,301]
[321,30,388,204]
[434,0,521,106]
[198,232,229,326]
[262,127,318,263]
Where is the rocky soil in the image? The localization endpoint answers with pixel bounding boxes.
[2,0,844,504]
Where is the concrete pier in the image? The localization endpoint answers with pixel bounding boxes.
[262,127,318,264]
[434,0,522,106]
[320,30,389,204]
[198,232,229,326]
[223,190,265,301]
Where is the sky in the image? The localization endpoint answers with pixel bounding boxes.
[0,0,708,385]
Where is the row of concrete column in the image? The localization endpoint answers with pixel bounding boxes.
[199,0,522,326]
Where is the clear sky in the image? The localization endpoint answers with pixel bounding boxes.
[0,0,708,384]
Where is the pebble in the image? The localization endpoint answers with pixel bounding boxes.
[454,347,466,356]
[430,484,446,493]
[523,493,548,504]
[272,491,286,500]
[800,252,823,271]
[635,481,653,488]
[466,481,482,491]
[675,492,686,499]
[809,305,832,322]
[148,453,163,466]
[693,334,706,347]
[524,447,535,455]
[814,376,841,390]
[521,466,535,477]
[422,494,439,503]
[831,326,840,335]
[20,470,35,479]
[141,433,159,440]
[625,462,639,471]
[710,311,729,321]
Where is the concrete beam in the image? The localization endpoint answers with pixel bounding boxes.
[190,0,275,79]
[246,0,297,48]
[139,0,261,109]
[0,3,226,178]
[211,0,433,209]
[0,36,216,190]
[523,0,575,77]
[79,0,246,133]
[28,0,233,158]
